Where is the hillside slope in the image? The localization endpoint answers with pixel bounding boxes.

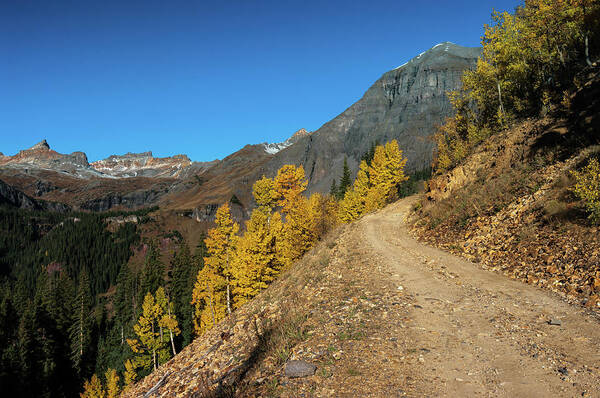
[412,69,600,310]
[122,199,600,397]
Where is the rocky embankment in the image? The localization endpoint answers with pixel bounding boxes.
[411,71,600,311]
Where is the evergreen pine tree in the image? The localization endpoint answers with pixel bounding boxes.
[170,243,194,349]
[329,178,338,198]
[139,242,164,306]
[70,269,92,376]
[337,157,352,199]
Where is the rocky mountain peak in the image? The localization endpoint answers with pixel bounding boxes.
[393,42,477,70]
[263,128,312,155]
[28,139,51,151]
[290,128,311,141]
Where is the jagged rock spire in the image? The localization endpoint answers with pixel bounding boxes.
[29,139,50,151]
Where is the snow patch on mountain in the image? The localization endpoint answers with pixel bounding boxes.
[262,128,311,155]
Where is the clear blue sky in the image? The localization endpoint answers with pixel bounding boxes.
[0,0,521,162]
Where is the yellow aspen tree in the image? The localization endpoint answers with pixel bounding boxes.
[191,266,222,336]
[231,207,278,307]
[271,211,287,269]
[365,145,389,211]
[272,164,316,266]
[155,287,181,356]
[384,140,409,185]
[273,164,308,213]
[127,291,167,371]
[306,192,325,242]
[191,203,238,336]
[253,175,276,209]
[366,140,408,211]
[104,369,120,398]
[231,175,285,307]
[279,195,312,266]
[338,190,362,223]
[80,374,105,398]
[320,193,339,231]
[123,359,137,388]
[338,160,370,222]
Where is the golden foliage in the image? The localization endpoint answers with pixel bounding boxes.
[253,175,277,209]
[187,164,337,337]
[192,203,238,336]
[80,374,105,398]
[127,287,179,373]
[572,157,600,223]
[338,141,408,222]
[123,359,137,388]
[434,0,600,173]
[231,207,280,307]
[273,164,308,213]
[127,292,167,371]
[104,369,119,398]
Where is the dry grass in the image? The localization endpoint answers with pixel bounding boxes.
[421,165,544,229]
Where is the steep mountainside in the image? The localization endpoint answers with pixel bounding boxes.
[262,128,312,154]
[261,42,481,193]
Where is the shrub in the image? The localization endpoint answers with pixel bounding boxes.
[571,158,600,224]
[543,199,568,219]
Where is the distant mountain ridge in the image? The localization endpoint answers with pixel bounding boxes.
[0,42,481,212]
[91,152,192,178]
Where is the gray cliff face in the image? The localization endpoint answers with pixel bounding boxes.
[264,42,482,193]
[0,179,70,212]
[78,188,170,212]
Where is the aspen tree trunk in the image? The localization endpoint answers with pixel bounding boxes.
[586,35,593,66]
[557,46,565,67]
[121,325,124,345]
[152,323,157,370]
[226,251,231,315]
[79,297,83,357]
[169,330,176,356]
[226,278,231,315]
[167,304,176,355]
[207,282,215,328]
[497,80,505,116]
[582,0,593,67]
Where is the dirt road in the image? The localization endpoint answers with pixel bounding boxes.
[360,198,600,397]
